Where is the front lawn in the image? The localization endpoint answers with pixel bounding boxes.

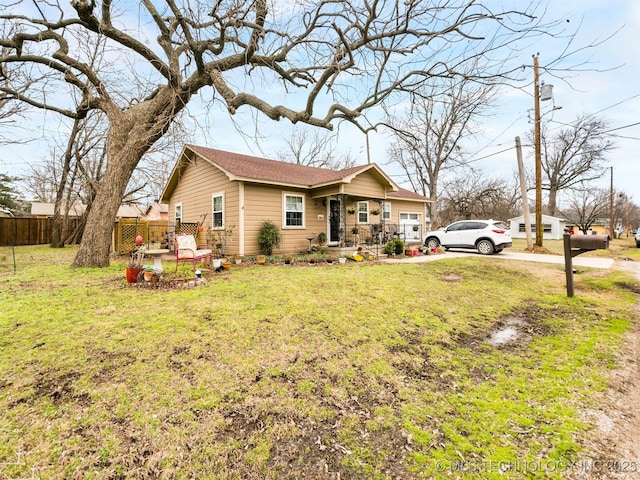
[0,246,637,479]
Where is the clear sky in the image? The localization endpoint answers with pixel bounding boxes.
[2,1,638,207]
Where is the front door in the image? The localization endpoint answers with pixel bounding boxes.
[329,199,341,245]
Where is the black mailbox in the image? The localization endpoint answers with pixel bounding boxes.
[569,234,609,251]
[564,233,609,298]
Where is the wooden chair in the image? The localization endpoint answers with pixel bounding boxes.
[174,234,213,272]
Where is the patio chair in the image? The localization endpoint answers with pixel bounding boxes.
[386,224,403,242]
[174,234,213,272]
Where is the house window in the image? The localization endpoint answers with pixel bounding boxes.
[382,202,391,221]
[212,193,224,229]
[175,203,182,224]
[400,213,420,222]
[357,201,368,223]
[519,223,552,233]
[284,194,304,227]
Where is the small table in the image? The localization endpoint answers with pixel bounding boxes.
[145,249,169,273]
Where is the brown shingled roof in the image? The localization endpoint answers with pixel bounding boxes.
[387,188,431,201]
[188,144,350,187]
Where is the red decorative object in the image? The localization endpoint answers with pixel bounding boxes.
[126,266,144,283]
[135,235,143,246]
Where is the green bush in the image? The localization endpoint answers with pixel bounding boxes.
[383,239,404,255]
[383,241,395,255]
[394,239,404,255]
[258,220,281,255]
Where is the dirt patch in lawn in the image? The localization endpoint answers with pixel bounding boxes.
[456,304,554,352]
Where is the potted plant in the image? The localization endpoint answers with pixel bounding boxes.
[351,226,359,235]
[257,254,267,264]
[126,248,146,283]
[317,232,327,245]
[347,207,356,215]
[283,254,293,265]
[371,209,381,216]
[326,254,336,264]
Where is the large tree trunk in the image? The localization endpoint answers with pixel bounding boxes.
[71,88,188,267]
[71,150,138,268]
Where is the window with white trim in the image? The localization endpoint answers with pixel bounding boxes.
[284,194,304,227]
[357,201,368,223]
[212,193,224,229]
[175,203,182,224]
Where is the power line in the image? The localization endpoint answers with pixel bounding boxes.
[602,121,640,134]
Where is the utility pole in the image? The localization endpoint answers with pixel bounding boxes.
[533,54,543,247]
[515,136,533,251]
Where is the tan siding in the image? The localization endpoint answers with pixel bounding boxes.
[344,171,386,198]
[387,200,424,224]
[242,184,327,255]
[168,158,240,250]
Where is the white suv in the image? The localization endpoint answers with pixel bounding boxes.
[424,220,512,255]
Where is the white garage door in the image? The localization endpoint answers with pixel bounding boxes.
[400,213,421,240]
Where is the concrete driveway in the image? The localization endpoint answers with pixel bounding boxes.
[383,248,616,269]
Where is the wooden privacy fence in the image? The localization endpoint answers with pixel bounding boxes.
[0,217,82,247]
[0,218,198,252]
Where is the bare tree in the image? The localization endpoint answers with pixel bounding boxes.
[563,185,608,234]
[438,169,520,226]
[275,128,356,170]
[612,192,637,238]
[0,1,568,267]
[383,71,498,229]
[533,114,615,216]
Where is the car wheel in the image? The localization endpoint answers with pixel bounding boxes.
[476,239,495,255]
[425,237,440,250]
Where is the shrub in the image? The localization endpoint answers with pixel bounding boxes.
[383,241,395,255]
[393,239,404,255]
[258,220,281,255]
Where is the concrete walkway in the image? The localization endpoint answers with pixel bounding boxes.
[382,249,616,269]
